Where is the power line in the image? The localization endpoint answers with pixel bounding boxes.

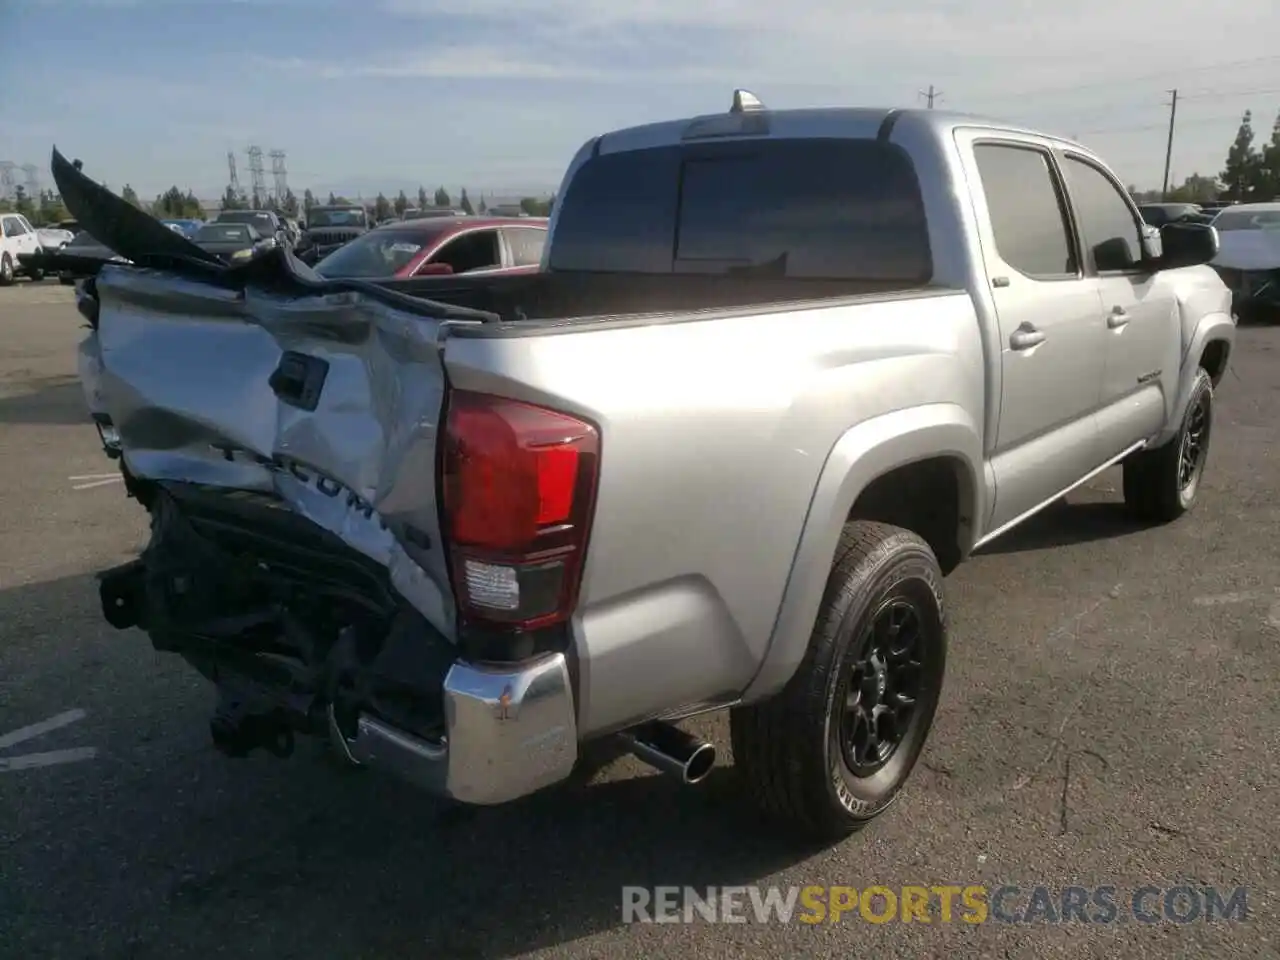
[1073,113,1242,136]
[960,53,1280,109]
[1178,85,1280,102]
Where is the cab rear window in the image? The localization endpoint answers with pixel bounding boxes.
[549,138,932,283]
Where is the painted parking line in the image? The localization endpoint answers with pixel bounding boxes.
[1193,587,1280,632]
[0,709,98,773]
[68,473,122,491]
[0,748,98,773]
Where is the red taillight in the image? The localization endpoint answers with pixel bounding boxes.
[441,389,599,631]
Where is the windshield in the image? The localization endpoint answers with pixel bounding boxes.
[313,229,436,278]
[1212,208,1280,232]
[195,224,254,243]
[308,208,367,228]
[217,211,275,232]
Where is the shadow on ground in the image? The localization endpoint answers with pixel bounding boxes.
[0,572,826,960]
[975,499,1148,556]
[0,374,90,426]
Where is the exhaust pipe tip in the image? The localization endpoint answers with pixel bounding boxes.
[680,741,717,784]
[620,721,717,785]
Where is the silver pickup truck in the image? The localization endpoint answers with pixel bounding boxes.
[65,90,1234,844]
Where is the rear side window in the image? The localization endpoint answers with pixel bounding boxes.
[505,226,546,266]
[974,143,1077,279]
[549,138,932,282]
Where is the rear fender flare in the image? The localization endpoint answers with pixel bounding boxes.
[739,404,983,703]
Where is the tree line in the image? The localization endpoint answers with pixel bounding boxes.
[0,182,211,224]
[0,179,554,226]
[220,183,555,221]
[1130,107,1280,204]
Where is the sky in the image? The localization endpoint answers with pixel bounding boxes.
[2,0,1279,201]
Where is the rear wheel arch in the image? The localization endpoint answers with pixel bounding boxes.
[739,405,982,704]
[1199,338,1229,386]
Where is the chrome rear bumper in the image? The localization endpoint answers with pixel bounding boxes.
[332,652,579,805]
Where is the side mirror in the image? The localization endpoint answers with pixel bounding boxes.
[1156,222,1219,270]
[416,262,454,276]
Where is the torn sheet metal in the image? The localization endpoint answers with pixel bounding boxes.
[82,265,467,637]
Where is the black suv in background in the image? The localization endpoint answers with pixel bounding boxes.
[213,209,290,247]
[297,205,369,265]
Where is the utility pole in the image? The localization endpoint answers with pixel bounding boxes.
[919,84,943,109]
[1161,89,1178,200]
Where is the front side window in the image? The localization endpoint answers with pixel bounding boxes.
[427,230,502,273]
[1063,156,1143,272]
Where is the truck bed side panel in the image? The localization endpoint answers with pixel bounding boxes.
[442,290,986,737]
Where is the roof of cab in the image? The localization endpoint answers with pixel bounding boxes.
[592,89,1088,157]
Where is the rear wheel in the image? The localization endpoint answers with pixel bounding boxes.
[1122,367,1213,523]
[730,521,947,843]
[0,254,14,286]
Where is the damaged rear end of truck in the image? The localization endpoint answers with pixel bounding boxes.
[61,151,589,806]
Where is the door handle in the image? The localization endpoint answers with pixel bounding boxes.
[1009,325,1046,351]
[1107,307,1130,329]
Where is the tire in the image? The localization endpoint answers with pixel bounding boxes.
[0,254,14,286]
[730,520,947,843]
[1122,367,1213,524]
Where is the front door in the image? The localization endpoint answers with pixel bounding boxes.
[962,136,1109,532]
[1059,153,1178,458]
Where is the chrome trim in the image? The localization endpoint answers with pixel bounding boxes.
[345,652,578,805]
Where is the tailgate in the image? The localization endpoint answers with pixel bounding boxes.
[82,265,460,636]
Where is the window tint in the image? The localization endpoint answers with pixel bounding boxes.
[0,217,14,237]
[505,226,546,266]
[1139,206,1169,227]
[429,230,501,273]
[1063,156,1142,271]
[974,144,1076,278]
[549,138,932,282]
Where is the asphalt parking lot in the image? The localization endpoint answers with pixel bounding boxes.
[1,279,1278,959]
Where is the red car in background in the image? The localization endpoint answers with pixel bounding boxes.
[311,216,548,280]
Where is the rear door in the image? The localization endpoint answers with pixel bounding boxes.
[958,133,1108,531]
[1060,153,1177,458]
